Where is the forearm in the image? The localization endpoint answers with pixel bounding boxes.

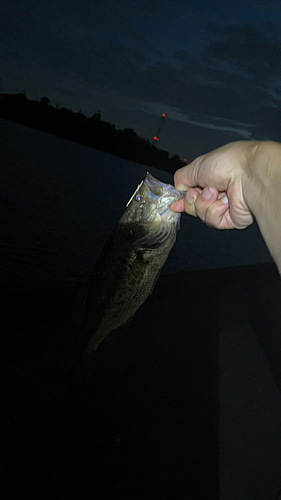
[244,141,281,272]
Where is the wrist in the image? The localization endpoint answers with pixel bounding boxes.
[243,140,281,271]
[243,141,281,212]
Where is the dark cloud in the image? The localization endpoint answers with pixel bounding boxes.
[89,0,162,24]
[205,24,281,83]
[122,27,162,58]
[200,24,281,139]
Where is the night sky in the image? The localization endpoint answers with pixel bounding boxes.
[1,0,281,158]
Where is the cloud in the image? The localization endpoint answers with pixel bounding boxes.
[137,101,255,139]
[2,1,281,143]
[122,27,162,58]
[88,0,163,25]
[205,24,281,85]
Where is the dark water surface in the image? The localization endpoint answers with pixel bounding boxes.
[0,118,272,293]
[2,119,281,499]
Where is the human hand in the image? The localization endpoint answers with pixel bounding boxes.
[171,141,258,229]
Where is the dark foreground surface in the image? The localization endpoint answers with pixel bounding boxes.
[2,262,281,499]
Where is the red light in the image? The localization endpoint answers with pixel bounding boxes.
[184,158,187,162]
[162,113,166,117]
[153,136,159,141]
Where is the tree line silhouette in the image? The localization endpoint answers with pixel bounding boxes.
[0,93,185,173]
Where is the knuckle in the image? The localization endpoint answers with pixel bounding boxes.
[194,194,209,214]
[206,201,218,217]
[173,169,180,184]
[194,204,206,221]
[205,214,218,228]
[184,200,196,217]
[204,203,219,226]
[205,202,224,228]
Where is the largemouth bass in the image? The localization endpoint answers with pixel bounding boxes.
[72,173,185,353]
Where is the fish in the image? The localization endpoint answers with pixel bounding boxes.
[72,172,185,354]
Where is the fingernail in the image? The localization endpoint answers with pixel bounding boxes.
[185,190,195,204]
[222,195,229,204]
[202,187,213,200]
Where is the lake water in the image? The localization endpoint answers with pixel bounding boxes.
[0,118,272,293]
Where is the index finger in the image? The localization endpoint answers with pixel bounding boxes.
[174,157,203,191]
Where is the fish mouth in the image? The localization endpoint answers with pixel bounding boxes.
[144,173,186,208]
[123,173,186,227]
